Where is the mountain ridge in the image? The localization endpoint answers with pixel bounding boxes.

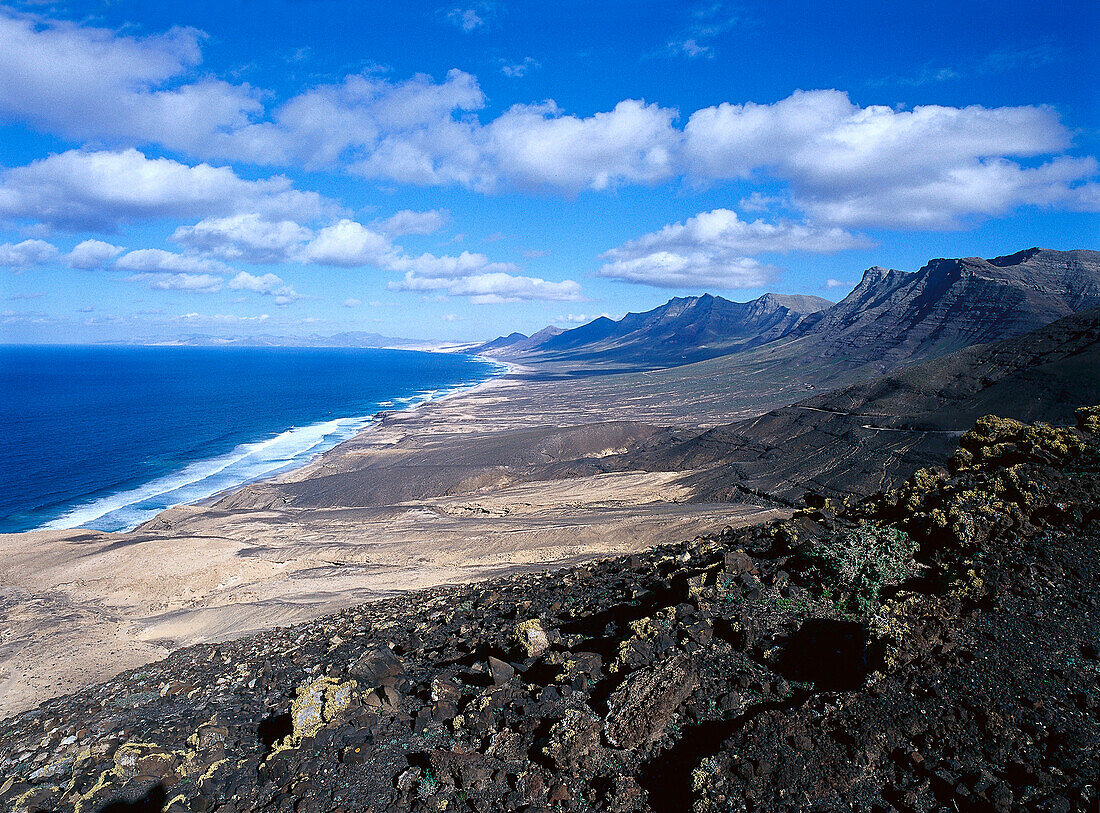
[478,247,1100,374]
[473,290,833,368]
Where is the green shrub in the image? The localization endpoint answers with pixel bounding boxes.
[804,522,918,614]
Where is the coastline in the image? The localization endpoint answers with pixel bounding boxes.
[0,355,786,718]
[20,350,513,535]
[188,353,522,512]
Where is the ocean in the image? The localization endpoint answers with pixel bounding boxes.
[0,345,501,534]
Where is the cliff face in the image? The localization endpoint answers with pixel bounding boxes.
[810,248,1100,366]
[2,408,1097,813]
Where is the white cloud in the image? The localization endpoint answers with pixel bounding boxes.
[0,8,260,155]
[0,4,1092,236]
[163,211,581,304]
[176,312,270,322]
[220,69,487,172]
[67,239,124,269]
[556,312,616,323]
[668,39,714,59]
[0,238,58,268]
[390,267,583,303]
[227,271,301,304]
[388,249,518,278]
[373,209,448,236]
[598,252,777,290]
[598,209,868,288]
[0,149,329,230]
[172,214,312,262]
[115,248,231,275]
[500,57,539,78]
[300,219,398,267]
[683,89,1098,228]
[342,298,362,307]
[446,7,485,31]
[483,100,679,192]
[128,272,225,293]
[825,278,853,289]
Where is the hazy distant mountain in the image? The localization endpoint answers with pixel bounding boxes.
[146,331,427,349]
[473,292,833,367]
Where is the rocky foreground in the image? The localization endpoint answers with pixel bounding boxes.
[2,409,1099,813]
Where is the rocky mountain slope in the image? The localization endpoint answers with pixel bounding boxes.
[805,247,1100,367]
[2,408,1097,812]
[479,248,1100,376]
[604,307,1100,502]
[473,292,832,368]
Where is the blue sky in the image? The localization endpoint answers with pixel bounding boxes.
[0,0,1097,343]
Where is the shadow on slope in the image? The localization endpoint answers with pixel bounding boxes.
[612,307,1100,502]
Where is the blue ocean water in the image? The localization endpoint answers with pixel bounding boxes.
[0,346,500,533]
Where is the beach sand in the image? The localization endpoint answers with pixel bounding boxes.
[0,368,787,718]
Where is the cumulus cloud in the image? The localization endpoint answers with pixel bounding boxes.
[227,271,301,304]
[219,69,487,172]
[115,248,232,275]
[373,209,448,236]
[161,211,584,303]
[386,247,581,303]
[2,7,1093,227]
[172,214,312,262]
[299,219,398,267]
[825,278,854,289]
[67,239,124,269]
[599,252,777,290]
[390,269,582,303]
[483,100,680,192]
[598,209,868,288]
[388,249,518,278]
[128,272,225,293]
[0,149,329,230]
[176,312,270,323]
[0,8,260,155]
[682,89,1098,228]
[0,238,58,268]
[556,312,616,324]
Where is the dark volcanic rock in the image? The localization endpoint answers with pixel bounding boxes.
[603,653,696,749]
[1,408,1098,813]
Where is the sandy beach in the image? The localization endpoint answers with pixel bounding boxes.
[0,366,786,718]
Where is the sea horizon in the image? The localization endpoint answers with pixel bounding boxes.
[0,345,503,534]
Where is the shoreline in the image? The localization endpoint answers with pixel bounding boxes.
[15,351,515,536]
[189,354,523,513]
[0,355,786,718]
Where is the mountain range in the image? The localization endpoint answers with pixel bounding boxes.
[476,247,1100,374]
[476,292,832,368]
[603,305,1100,502]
